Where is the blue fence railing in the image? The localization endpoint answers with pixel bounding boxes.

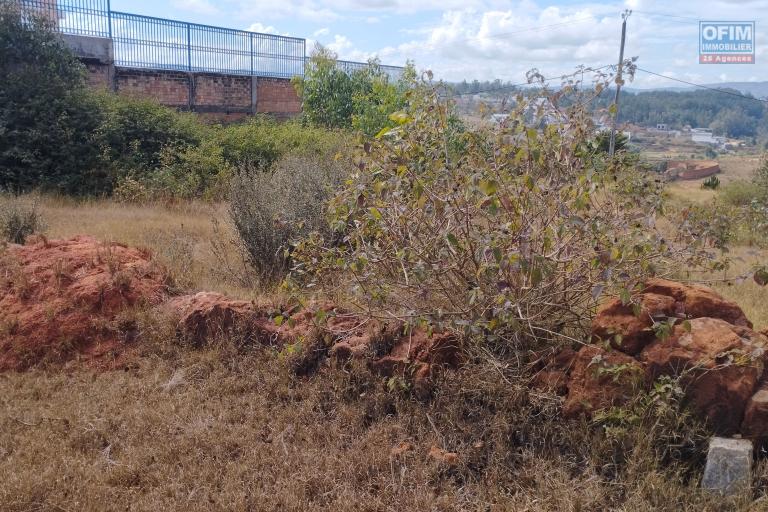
[19,0,404,80]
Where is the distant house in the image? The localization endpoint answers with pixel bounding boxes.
[691,129,726,146]
[656,123,668,131]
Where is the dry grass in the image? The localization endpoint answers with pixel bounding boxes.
[0,338,760,512]
[1,194,768,510]
[663,156,768,330]
[35,196,256,299]
[665,156,762,203]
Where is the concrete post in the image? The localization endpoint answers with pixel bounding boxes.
[701,437,753,496]
[251,76,258,114]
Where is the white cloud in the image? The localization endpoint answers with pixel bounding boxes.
[171,0,218,15]
[246,22,293,37]
[326,34,373,61]
[365,0,766,86]
[247,22,278,34]
[231,0,766,85]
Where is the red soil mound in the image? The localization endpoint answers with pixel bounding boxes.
[0,236,168,370]
[166,292,462,394]
[534,278,768,436]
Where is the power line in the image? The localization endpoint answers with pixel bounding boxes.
[632,10,701,22]
[452,64,614,96]
[635,67,768,104]
[474,16,597,40]
[634,10,761,23]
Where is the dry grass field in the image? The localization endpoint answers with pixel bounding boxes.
[1,191,767,511]
[665,155,768,329]
[665,155,763,204]
[1,332,764,512]
[36,197,258,300]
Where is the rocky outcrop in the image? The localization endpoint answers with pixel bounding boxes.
[164,292,273,346]
[591,278,751,356]
[164,292,462,393]
[542,278,768,437]
[642,317,765,434]
[0,236,462,391]
[0,236,169,370]
[562,345,644,418]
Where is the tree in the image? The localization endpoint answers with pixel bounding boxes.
[292,45,354,129]
[293,45,413,136]
[0,2,104,194]
[351,60,415,137]
[593,130,629,153]
[710,108,756,138]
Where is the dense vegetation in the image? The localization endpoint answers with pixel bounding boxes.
[450,78,768,142]
[0,5,407,199]
[0,4,103,194]
[603,89,768,139]
[293,46,415,137]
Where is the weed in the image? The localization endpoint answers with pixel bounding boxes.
[0,194,45,244]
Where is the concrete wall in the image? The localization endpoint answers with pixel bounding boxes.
[667,160,721,181]
[62,35,302,119]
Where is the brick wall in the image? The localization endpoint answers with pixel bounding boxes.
[87,65,302,118]
[115,68,190,107]
[84,62,112,90]
[256,78,302,116]
[194,74,251,110]
[667,160,721,181]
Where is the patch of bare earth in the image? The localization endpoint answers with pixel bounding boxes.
[0,236,168,370]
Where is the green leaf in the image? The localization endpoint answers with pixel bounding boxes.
[389,111,410,125]
[446,233,460,249]
[368,207,383,220]
[754,268,768,286]
[274,315,284,327]
[523,174,534,191]
[619,288,631,305]
[478,179,498,196]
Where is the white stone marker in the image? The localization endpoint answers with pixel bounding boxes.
[701,437,753,496]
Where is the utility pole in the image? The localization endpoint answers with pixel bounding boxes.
[609,9,631,157]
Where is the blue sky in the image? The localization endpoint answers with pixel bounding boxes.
[112,0,767,87]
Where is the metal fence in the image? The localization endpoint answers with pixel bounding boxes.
[335,59,406,80]
[19,0,403,80]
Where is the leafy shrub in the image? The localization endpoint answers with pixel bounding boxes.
[216,116,343,171]
[720,180,758,206]
[95,93,208,179]
[701,175,720,190]
[229,154,347,282]
[0,3,104,195]
[0,195,45,244]
[289,70,714,353]
[292,46,355,130]
[716,158,768,246]
[294,45,414,136]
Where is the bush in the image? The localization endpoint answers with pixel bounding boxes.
[720,180,758,206]
[229,154,347,282]
[0,195,45,244]
[95,93,208,179]
[294,45,414,136]
[0,3,104,195]
[289,72,714,353]
[701,175,720,190]
[216,117,343,171]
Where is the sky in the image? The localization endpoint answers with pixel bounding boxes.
[111,0,767,88]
